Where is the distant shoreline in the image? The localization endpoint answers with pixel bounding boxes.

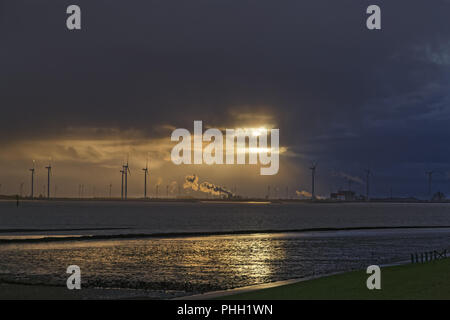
[1,196,449,204]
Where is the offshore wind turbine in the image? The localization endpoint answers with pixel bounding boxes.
[45,159,52,199]
[29,160,35,199]
[309,162,317,200]
[142,156,149,198]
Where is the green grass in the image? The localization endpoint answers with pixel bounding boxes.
[221,258,450,300]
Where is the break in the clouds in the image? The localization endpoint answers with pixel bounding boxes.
[0,0,449,198]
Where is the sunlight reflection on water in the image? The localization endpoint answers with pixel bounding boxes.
[0,229,449,299]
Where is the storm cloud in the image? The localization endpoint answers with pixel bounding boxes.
[1,0,449,197]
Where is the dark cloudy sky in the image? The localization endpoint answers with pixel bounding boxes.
[1,0,449,198]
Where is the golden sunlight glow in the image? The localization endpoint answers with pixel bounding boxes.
[251,127,267,137]
[237,147,285,155]
[172,234,286,283]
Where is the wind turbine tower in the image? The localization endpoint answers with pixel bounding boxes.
[29,160,35,199]
[45,161,52,199]
[310,162,317,200]
[123,160,131,200]
[142,158,149,198]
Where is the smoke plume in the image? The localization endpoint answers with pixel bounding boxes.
[333,171,364,185]
[296,190,312,198]
[184,175,233,197]
[169,181,178,193]
[183,175,199,191]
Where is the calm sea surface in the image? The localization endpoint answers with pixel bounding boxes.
[0,200,449,298]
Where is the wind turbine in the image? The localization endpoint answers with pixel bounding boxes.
[142,156,149,198]
[310,162,317,200]
[123,157,131,200]
[29,160,35,199]
[45,159,52,199]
